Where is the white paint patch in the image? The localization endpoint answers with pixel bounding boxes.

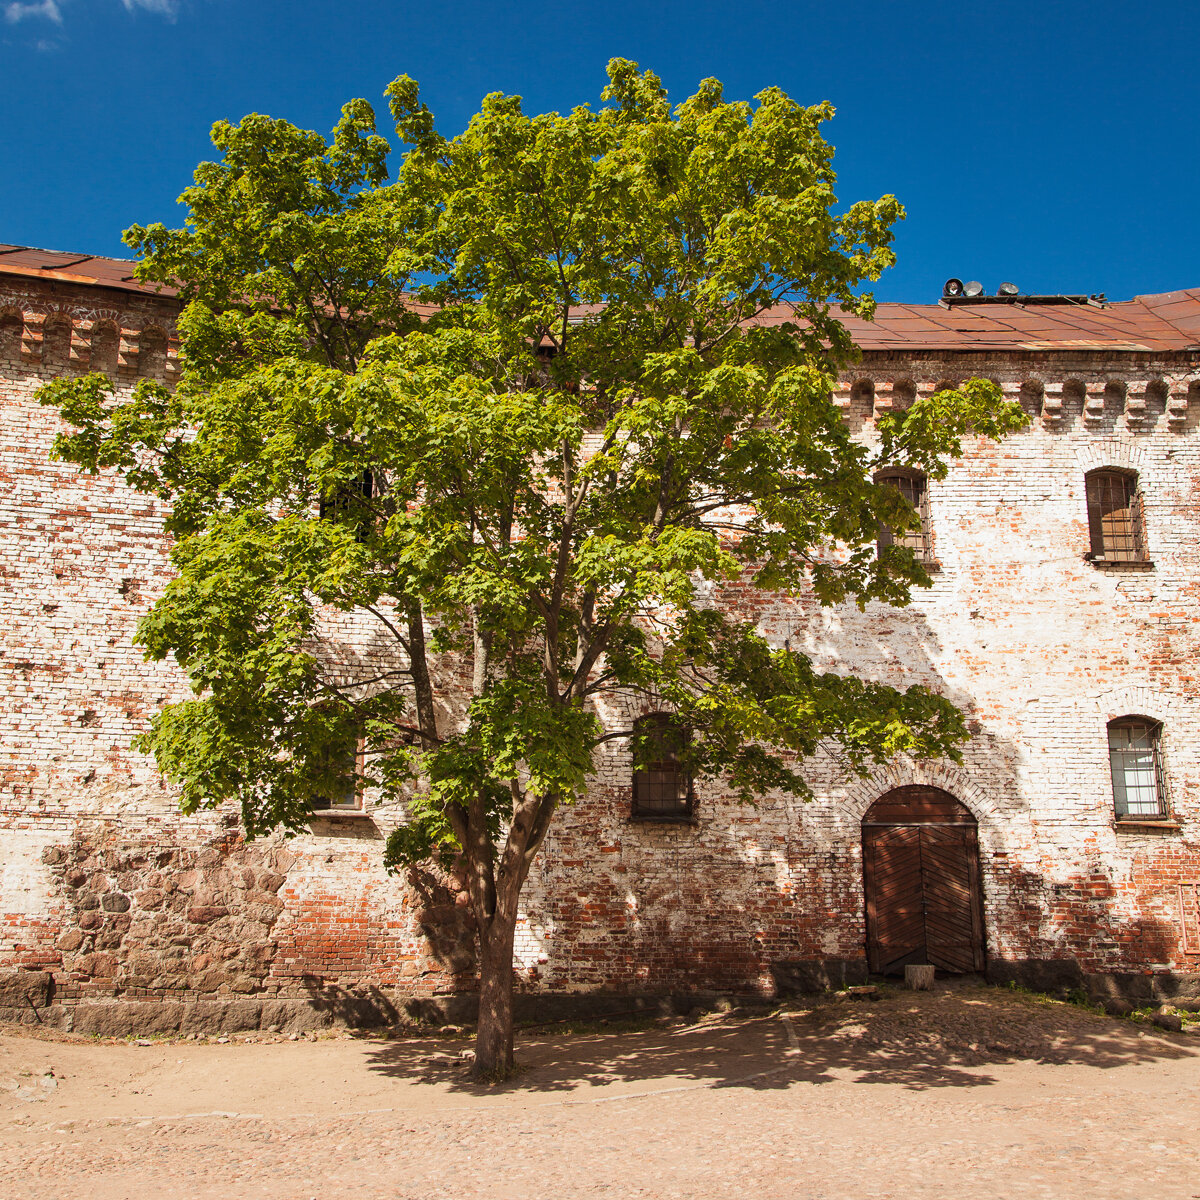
[0,829,55,917]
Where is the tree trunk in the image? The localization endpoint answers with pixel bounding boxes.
[473,910,517,1080]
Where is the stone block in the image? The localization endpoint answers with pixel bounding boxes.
[258,999,334,1033]
[0,970,53,1009]
[335,992,401,1027]
[1084,971,1155,1004]
[1150,973,1200,1003]
[72,1002,135,1038]
[128,1003,185,1035]
[179,1001,231,1035]
[770,957,870,994]
[1152,1010,1183,1032]
[985,958,1084,997]
[221,999,263,1032]
[186,905,229,924]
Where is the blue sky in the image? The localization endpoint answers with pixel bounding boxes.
[2,0,1196,302]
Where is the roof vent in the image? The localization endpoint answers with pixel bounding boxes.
[940,280,1105,308]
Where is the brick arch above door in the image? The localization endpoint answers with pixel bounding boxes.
[840,759,999,827]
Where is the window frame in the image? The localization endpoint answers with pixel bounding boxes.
[319,470,376,544]
[1084,468,1149,565]
[630,713,694,823]
[874,468,935,566]
[310,737,364,813]
[1179,883,1200,956]
[1107,716,1169,822]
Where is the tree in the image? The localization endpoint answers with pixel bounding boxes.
[42,60,1027,1079]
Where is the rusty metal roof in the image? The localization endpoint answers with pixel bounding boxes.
[3,244,1199,352]
[0,243,178,296]
[759,290,1200,352]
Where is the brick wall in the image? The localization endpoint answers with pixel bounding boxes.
[2,273,1198,1030]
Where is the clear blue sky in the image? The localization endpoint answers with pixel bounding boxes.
[2,0,1196,302]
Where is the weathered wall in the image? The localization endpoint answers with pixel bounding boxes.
[2,273,1199,1031]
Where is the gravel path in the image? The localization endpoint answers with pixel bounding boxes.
[2,984,1198,1199]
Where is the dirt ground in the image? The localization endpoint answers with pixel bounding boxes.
[2,982,1198,1200]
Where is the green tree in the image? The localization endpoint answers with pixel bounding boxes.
[42,61,1027,1079]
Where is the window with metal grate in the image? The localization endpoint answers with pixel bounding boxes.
[875,470,934,564]
[1108,717,1168,820]
[1085,469,1148,563]
[631,713,693,821]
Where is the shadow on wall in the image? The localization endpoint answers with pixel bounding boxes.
[516,584,1199,1001]
[517,594,1035,996]
[987,859,1200,1004]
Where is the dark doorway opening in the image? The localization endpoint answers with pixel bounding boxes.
[862,786,986,974]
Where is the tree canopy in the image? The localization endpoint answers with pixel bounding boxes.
[42,60,1027,1077]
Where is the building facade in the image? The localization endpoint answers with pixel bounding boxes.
[2,244,1198,1034]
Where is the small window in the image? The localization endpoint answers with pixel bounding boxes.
[891,379,916,411]
[319,471,375,543]
[1108,718,1167,820]
[1085,469,1147,563]
[875,470,934,564]
[311,738,362,812]
[631,714,692,821]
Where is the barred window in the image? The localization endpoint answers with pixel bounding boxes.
[1108,718,1167,820]
[875,470,933,563]
[631,714,692,821]
[1085,469,1147,563]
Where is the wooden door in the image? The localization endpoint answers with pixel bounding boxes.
[863,825,926,972]
[920,825,984,972]
[863,788,985,975]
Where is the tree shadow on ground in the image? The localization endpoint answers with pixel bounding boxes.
[360,986,1198,1096]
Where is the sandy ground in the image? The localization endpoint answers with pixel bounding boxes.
[2,984,1198,1200]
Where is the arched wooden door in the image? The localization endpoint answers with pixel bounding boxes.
[862,786,985,974]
